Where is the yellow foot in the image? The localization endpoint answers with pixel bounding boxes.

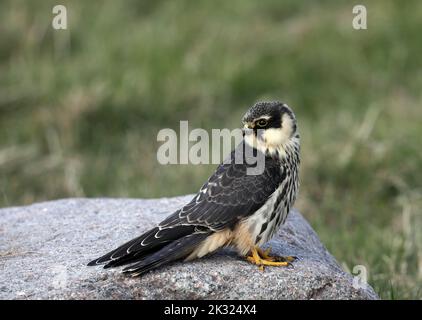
[246,246,296,270]
[257,247,297,262]
[256,247,274,260]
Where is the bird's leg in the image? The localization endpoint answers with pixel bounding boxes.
[257,247,296,263]
[256,247,274,261]
[246,246,293,269]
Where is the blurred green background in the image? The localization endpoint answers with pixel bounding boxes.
[0,0,421,299]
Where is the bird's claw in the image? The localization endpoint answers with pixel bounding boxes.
[246,246,296,270]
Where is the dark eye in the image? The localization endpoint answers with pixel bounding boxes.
[256,119,268,127]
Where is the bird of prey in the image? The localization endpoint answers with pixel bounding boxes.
[88,101,300,276]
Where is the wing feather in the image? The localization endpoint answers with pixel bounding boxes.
[159,143,283,231]
[88,142,284,268]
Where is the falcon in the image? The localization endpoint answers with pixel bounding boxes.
[88,101,300,276]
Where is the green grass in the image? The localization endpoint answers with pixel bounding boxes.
[0,0,421,299]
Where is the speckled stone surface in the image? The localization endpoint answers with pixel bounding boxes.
[0,196,378,300]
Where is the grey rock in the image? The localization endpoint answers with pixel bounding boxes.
[0,196,378,300]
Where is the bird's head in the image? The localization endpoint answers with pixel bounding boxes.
[242,101,299,158]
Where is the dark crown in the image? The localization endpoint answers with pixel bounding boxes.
[242,101,294,123]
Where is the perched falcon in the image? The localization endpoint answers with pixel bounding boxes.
[88,101,300,276]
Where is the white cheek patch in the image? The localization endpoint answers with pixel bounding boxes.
[263,114,293,147]
[244,113,297,158]
[281,113,294,137]
[263,128,284,146]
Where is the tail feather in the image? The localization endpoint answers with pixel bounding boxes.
[87,225,199,268]
[87,228,159,266]
[122,232,210,276]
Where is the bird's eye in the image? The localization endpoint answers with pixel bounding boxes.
[256,119,268,127]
